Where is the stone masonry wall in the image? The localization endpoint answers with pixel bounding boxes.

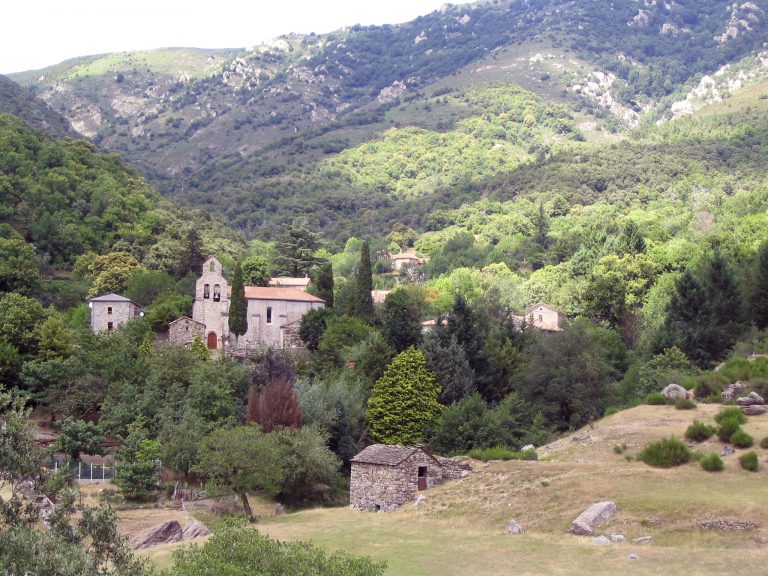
[91,301,136,333]
[350,452,443,512]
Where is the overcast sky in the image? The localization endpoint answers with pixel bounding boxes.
[1,1,475,74]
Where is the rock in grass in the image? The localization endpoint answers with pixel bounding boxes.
[662,384,688,401]
[507,519,524,534]
[570,501,618,535]
[737,392,765,406]
[610,534,626,542]
[741,405,768,416]
[592,535,611,545]
[633,536,652,544]
[629,553,640,560]
[181,521,210,540]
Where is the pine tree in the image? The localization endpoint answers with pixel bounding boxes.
[350,240,374,323]
[178,227,206,278]
[274,220,321,277]
[313,261,334,307]
[754,241,768,330]
[616,220,646,254]
[381,289,422,352]
[366,347,442,445]
[228,262,247,347]
[703,251,743,341]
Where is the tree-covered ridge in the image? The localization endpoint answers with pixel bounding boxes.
[0,113,242,267]
[0,75,73,137]
[323,85,579,198]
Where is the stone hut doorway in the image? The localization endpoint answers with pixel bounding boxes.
[206,332,218,350]
[417,466,427,491]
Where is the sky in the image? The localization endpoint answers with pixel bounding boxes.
[1,0,475,74]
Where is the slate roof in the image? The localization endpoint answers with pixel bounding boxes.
[226,286,325,303]
[90,294,135,303]
[351,444,441,466]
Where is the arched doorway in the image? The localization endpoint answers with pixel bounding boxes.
[206,332,218,350]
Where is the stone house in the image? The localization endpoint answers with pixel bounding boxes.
[349,444,444,512]
[390,252,427,271]
[511,302,565,332]
[268,277,311,291]
[89,294,142,333]
[168,316,206,346]
[191,257,325,350]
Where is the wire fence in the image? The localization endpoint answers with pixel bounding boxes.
[52,459,116,483]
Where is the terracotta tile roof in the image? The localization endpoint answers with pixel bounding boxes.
[226,286,325,303]
[351,444,440,466]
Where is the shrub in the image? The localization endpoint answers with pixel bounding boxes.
[613,443,627,454]
[638,437,691,468]
[468,445,537,462]
[760,436,768,449]
[685,420,716,442]
[714,407,747,425]
[693,376,724,403]
[699,453,724,472]
[731,429,754,448]
[645,391,667,405]
[604,406,621,417]
[717,417,742,443]
[739,451,759,472]
[719,358,753,383]
[674,398,696,410]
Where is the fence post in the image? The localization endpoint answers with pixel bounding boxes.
[78,461,81,481]
[90,462,93,482]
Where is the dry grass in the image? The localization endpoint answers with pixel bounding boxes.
[138,405,768,575]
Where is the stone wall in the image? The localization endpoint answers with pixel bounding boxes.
[168,318,205,345]
[245,299,323,348]
[91,301,138,333]
[349,452,443,512]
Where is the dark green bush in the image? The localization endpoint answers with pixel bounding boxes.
[730,429,754,448]
[693,373,726,403]
[760,436,768,449]
[684,420,716,442]
[717,417,742,443]
[739,451,759,472]
[674,398,696,410]
[714,407,747,425]
[638,437,691,468]
[604,406,621,417]
[699,453,724,472]
[468,445,537,462]
[645,391,667,406]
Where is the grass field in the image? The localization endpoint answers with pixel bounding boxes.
[138,404,768,575]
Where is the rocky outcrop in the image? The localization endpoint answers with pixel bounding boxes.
[736,392,764,406]
[181,521,211,540]
[741,405,768,416]
[570,502,618,536]
[130,521,183,550]
[722,381,749,401]
[507,519,525,534]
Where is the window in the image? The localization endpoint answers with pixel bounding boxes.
[107,322,114,331]
[209,260,215,271]
[266,307,272,324]
[213,284,221,302]
[107,306,113,314]
[204,284,210,299]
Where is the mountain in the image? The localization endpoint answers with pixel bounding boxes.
[0,74,73,137]
[8,0,768,243]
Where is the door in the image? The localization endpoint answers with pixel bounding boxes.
[206,332,218,350]
[417,466,427,491]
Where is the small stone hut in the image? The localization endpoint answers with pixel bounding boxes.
[349,444,444,512]
[168,316,206,346]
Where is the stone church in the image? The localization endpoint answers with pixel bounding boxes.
[191,257,325,350]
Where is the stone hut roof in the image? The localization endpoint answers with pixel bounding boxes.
[351,444,441,466]
[169,316,205,327]
[90,293,136,303]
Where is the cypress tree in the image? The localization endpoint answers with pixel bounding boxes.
[178,227,206,278]
[229,262,247,347]
[703,251,743,341]
[351,240,374,323]
[313,261,334,308]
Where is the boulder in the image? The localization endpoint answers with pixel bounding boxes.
[131,521,183,550]
[592,535,611,545]
[36,495,55,529]
[610,534,626,543]
[661,384,687,401]
[629,553,640,560]
[741,405,768,416]
[181,521,210,541]
[722,381,749,401]
[721,446,735,457]
[737,392,765,406]
[521,445,535,452]
[507,519,525,534]
[633,536,652,544]
[570,502,618,536]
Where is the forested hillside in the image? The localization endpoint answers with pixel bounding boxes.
[8,0,768,240]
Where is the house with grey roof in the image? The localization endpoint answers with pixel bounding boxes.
[89,294,142,333]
